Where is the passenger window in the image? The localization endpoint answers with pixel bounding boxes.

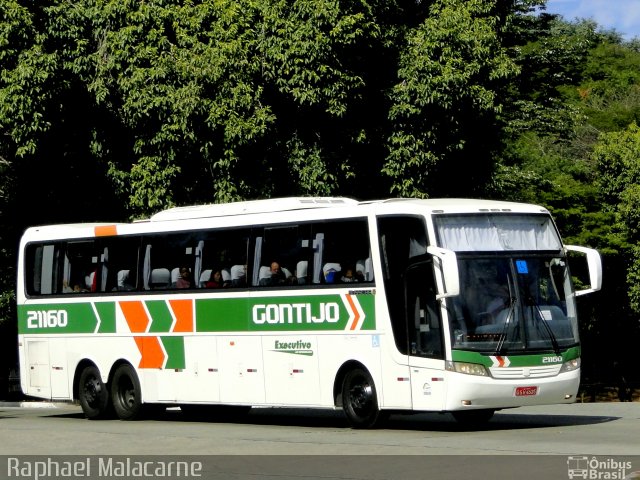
[198,229,250,289]
[142,232,201,290]
[312,219,373,285]
[254,225,310,287]
[62,241,106,293]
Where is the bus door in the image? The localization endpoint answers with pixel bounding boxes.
[405,262,446,412]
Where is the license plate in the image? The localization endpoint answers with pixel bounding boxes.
[515,386,538,397]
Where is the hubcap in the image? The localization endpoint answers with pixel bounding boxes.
[84,377,102,406]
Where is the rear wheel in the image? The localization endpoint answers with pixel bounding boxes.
[111,364,143,420]
[341,367,384,429]
[78,365,112,419]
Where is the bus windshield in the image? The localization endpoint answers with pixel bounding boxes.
[448,255,578,353]
[433,213,578,354]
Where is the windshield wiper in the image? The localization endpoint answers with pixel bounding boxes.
[529,297,561,355]
[495,297,517,356]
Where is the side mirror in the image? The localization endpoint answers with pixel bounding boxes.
[564,245,602,296]
[426,246,460,299]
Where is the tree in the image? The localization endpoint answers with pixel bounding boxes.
[594,123,640,312]
[383,0,521,198]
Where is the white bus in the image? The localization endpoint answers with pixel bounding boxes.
[17,197,602,427]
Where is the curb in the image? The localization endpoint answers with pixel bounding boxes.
[0,401,58,408]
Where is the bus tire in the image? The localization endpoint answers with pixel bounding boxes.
[78,365,112,420]
[111,364,143,420]
[451,409,495,425]
[341,367,383,429]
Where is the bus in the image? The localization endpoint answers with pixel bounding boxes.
[16,197,602,427]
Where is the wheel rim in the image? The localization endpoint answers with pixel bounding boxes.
[117,375,136,410]
[83,375,103,408]
[348,375,374,416]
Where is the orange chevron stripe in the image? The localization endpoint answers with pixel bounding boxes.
[169,299,193,332]
[134,336,165,369]
[120,301,149,333]
[345,294,360,331]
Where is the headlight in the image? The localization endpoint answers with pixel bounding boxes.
[559,357,581,373]
[446,361,488,377]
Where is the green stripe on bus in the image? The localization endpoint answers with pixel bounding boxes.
[18,304,98,334]
[451,346,581,366]
[195,294,376,332]
[18,292,377,334]
[161,336,185,369]
[95,302,116,334]
[146,300,174,333]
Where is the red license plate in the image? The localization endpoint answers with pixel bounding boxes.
[515,386,538,397]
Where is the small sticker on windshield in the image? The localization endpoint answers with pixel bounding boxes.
[516,260,528,274]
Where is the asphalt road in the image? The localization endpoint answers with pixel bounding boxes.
[0,402,638,479]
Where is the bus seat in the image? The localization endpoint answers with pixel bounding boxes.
[221,269,231,282]
[230,264,246,287]
[323,262,341,284]
[199,269,212,288]
[258,266,272,286]
[355,259,365,277]
[364,257,374,281]
[150,268,171,289]
[85,271,97,292]
[296,260,308,284]
[171,267,180,286]
[117,269,132,291]
[357,258,373,281]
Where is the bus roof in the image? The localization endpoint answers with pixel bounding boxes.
[148,197,359,222]
[367,198,550,215]
[20,197,551,242]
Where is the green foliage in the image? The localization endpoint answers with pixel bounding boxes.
[593,123,640,313]
[384,0,519,197]
[575,41,640,132]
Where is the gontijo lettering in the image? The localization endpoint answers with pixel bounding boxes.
[253,303,339,324]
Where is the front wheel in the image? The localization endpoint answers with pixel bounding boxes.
[111,364,143,420]
[341,367,384,429]
[78,365,112,419]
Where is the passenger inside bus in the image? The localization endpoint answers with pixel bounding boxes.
[259,261,295,286]
[341,266,364,283]
[204,269,227,288]
[175,267,192,289]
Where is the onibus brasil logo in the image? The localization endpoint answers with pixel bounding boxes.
[567,456,636,479]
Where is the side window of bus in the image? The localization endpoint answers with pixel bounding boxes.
[312,219,373,285]
[198,229,250,289]
[25,243,64,296]
[143,232,204,291]
[61,241,107,294]
[103,236,140,292]
[254,225,311,287]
